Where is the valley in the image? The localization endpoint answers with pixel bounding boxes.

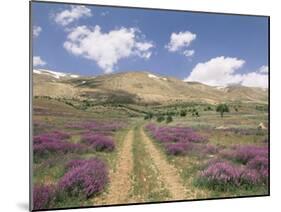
[32,69,269,210]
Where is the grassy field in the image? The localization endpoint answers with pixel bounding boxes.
[32,96,269,210]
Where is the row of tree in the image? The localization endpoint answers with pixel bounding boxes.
[144,103,230,122]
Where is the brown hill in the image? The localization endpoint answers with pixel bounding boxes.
[33,69,268,104]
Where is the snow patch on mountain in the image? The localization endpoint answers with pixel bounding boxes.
[70,75,79,78]
[33,69,42,74]
[148,73,167,81]
[33,69,80,79]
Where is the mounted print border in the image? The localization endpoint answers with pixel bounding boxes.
[30,1,270,211]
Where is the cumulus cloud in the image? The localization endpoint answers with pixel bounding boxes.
[166,31,196,52]
[33,56,46,67]
[239,72,268,88]
[63,25,154,73]
[54,6,92,26]
[165,31,196,57]
[33,26,42,37]
[185,56,268,88]
[183,50,195,57]
[259,65,268,73]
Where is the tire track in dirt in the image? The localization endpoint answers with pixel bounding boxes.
[129,125,172,202]
[94,129,134,205]
[140,127,193,200]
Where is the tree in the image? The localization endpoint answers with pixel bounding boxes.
[144,112,153,120]
[205,106,213,111]
[216,103,229,118]
[191,108,199,118]
[144,115,149,120]
[157,116,165,122]
[180,110,187,117]
[166,115,173,123]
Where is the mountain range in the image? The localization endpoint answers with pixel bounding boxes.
[33,69,268,104]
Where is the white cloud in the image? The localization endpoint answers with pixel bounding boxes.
[64,25,154,73]
[166,31,196,52]
[183,50,195,57]
[259,65,268,73]
[54,6,92,26]
[33,56,46,67]
[185,56,245,86]
[101,11,109,16]
[239,72,268,88]
[185,56,268,88]
[165,31,196,58]
[33,26,42,37]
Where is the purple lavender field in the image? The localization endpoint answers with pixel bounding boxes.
[32,90,268,209]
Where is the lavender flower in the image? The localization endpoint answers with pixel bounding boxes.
[240,169,261,185]
[165,142,192,155]
[33,185,55,210]
[33,132,85,158]
[234,146,268,164]
[34,131,70,144]
[222,145,268,164]
[81,133,115,152]
[199,161,242,188]
[198,159,268,190]
[247,155,268,182]
[145,123,207,156]
[58,158,108,198]
[66,121,125,133]
[146,124,207,144]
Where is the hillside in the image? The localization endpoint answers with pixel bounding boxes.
[33,69,268,104]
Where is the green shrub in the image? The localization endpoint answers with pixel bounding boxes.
[204,106,213,111]
[157,116,165,122]
[166,115,173,123]
[144,112,153,120]
[180,110,187,117]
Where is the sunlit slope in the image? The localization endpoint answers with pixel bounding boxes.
[33,70,268,104]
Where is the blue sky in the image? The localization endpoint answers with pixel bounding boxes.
[32,2,269,87]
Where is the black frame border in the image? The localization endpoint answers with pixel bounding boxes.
[29,1,270,211]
